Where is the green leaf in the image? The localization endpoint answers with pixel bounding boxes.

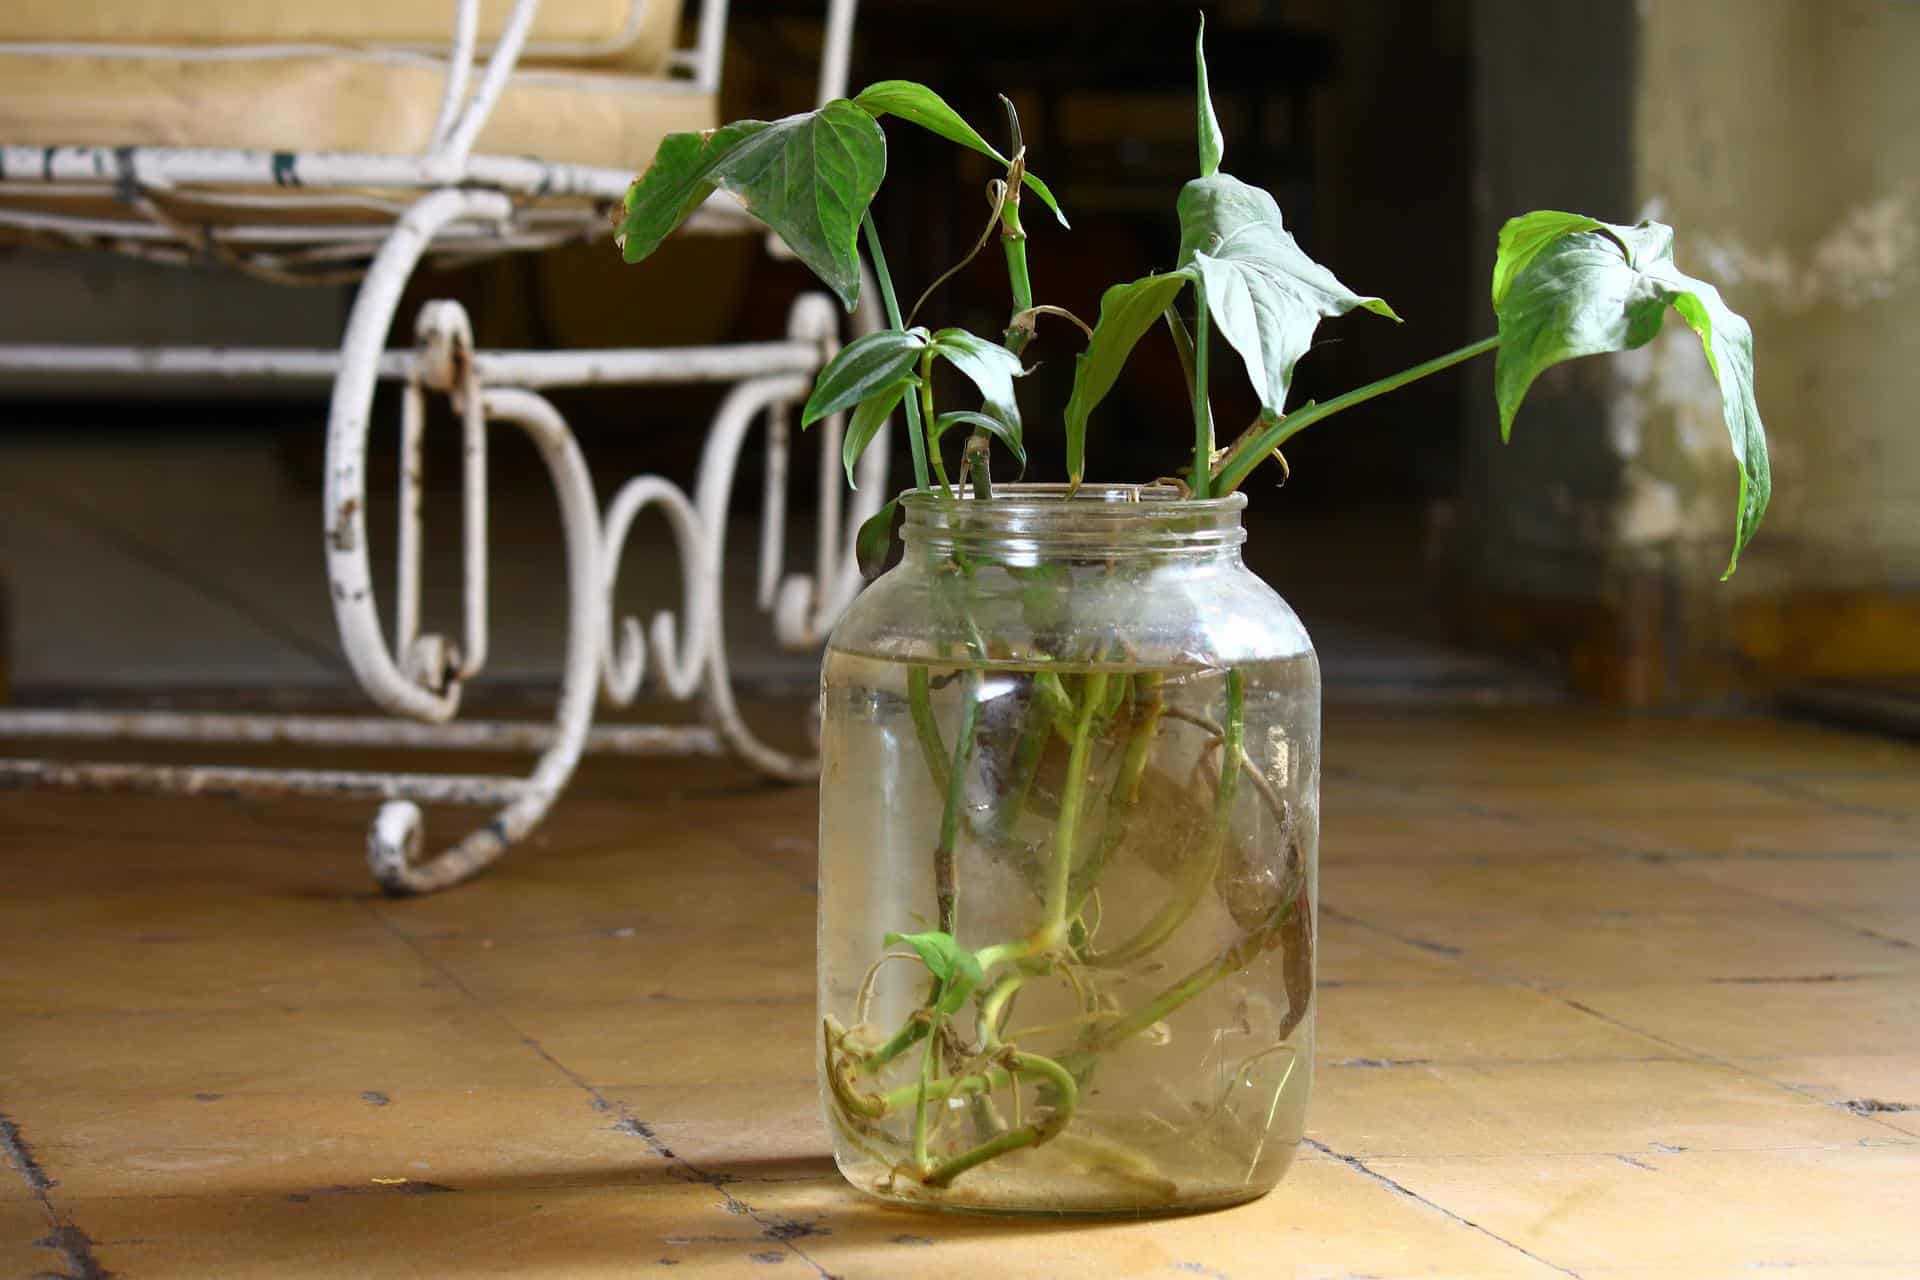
[1491,210,1606,309]
[854,496,903,581]
[801,327,929,427]
[1492,214,1770,576]
[1177,173,1399,417]
[1062,271,1193,484]
[853,80,1069,228]
[843,379,915,489]
[930,328,1025,436]
[1195,14,1223,179]
[882,929,983,1015]
[935,410,1026,471]
[617,101,886,311]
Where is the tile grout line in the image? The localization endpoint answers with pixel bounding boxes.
[358,905,843,1280]
[0,1110,111,1280]
[1553,995,1920,1144]
[1319,898,1919,1128]
[1301,1137,1586,1279]
[1568,718,1919,825]
[1574,834,1920,956]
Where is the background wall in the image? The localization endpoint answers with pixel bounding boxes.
[6,0,1915,704]
[1462,0,1920,700]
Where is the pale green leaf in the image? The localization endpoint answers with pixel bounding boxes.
[1195,14,1223,179]
[617,101,886,311]
[1492,214,1770,576]
[1177,173,1398,418]
[801,327,928,427]
[1062,271,1193,484]
[1491,209,1606,308]
[853,80,1069,228]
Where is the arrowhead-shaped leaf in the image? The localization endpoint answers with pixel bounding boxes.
[1177,174,1399,418]
[1491,210,1605,309]
[930,328,1025,438]
[1492,213,1770,577]
[1062,271,1193,484]
[617,101,886,311]
[801,327,928,427]
[853,81,1069,228]
[842,378,916,489]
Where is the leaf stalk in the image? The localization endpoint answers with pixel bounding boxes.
[1211,334,1500,494]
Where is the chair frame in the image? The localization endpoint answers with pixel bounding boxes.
[0,0,884,894]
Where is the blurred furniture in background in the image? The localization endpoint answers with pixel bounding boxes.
[0,0,882,893]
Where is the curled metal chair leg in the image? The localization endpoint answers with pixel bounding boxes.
[367,386,605,895]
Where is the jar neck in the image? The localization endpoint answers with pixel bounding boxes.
[900,484,1247,568]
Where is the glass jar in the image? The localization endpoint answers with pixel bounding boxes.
[817,485,1320,1215]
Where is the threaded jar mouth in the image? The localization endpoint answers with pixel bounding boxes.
[901,484,1247,560]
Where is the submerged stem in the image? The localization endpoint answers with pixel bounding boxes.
[986,681,1056,845]
[1039,671,1110,951]
[935,670,983,934]
[906,666,949,793]
[922,1050,1078,1188]
[1068,673,1163,916]
[1084,668,1243,968]
[911,1031,938,1170]
[1086,891,1298,1053]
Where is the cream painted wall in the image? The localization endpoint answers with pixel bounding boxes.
[1634,0,1920,593]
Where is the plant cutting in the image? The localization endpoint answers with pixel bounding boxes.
[615,17,1769,1215]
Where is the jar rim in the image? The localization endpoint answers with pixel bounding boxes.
[900,483,1247,519]
[899,484,1245,556]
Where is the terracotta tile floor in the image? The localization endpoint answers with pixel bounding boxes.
[3,704,1918,1278]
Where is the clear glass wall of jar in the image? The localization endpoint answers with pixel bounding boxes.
[818,485,1320,1214]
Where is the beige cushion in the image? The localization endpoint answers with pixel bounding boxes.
[5,0,684,72]
[0,49,713,172]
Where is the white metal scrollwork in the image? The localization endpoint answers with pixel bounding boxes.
[0,0,878,895]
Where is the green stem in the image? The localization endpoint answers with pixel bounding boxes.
[1117,673,1163,804]
[961,192,1033,502]
[1068,673,1162,916]
[1190,286,1214,499]
[922,1050,1078,1188]
[862,212,931,494]
[1085,892,1302,1054]
[1000,200,1034,355]
[979,973,1026,1050]
[1038,671,1108,952]
[1032,672,1075,740]
[1084,668,1243,969]
[1213,334,1500,495]
[906,667,949,793]
[911,1030,937,1170]
[934,670,982,934]
[881,1062,1010,1113]
[919,348,952,495]
[987,682,1056,845]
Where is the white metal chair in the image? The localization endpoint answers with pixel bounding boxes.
[0,0,884,893]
